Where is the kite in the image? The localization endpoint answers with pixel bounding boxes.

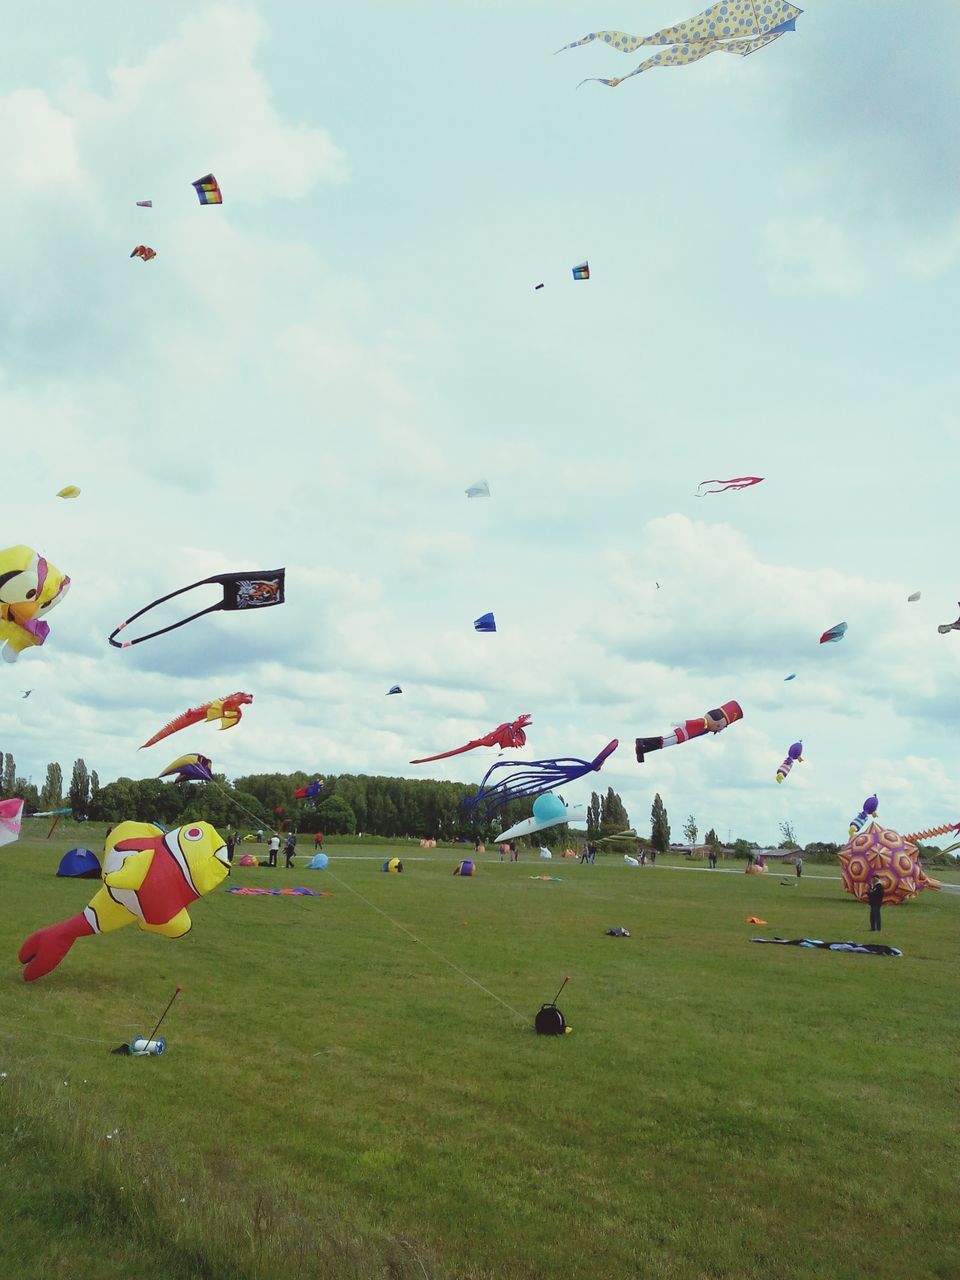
[293,780,322,799]
[386,685,402,695]
[751,938,901,956]
[534,283,544,290]
[474,612,497,633]
[382,858,403,873]
[21,690,31,698]
[130,245,157,261]
[494,793,588,843]
[136,200,153,207]
[0,799,24,848]
[56,486,80,499]
[635,701,742,763]
[937,605,960,635]
[902,820,960,844]
[141,692,253,749]
[848,795,879,837]
[109,569,284,647]
[696,476,764,496]
[410,714,532,765]
[819,622,847,644]
[558,1,801,87]
[227,886,323,897]
[159,754,215,784]
[465,480,490,498]
[18,821,230,982]
[907,591,921,603]
[0,545,71,663]
[464,740,619,822]
[776,741,802,784]
[784,674,796,681]
[192,173,223,205]
[838,821,941,905]
[572,262,590,280]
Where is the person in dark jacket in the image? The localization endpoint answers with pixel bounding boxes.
[867,878,884,932]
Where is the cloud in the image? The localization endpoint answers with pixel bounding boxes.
[762,216,865,296]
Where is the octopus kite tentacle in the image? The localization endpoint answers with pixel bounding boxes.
[463,741,619,823]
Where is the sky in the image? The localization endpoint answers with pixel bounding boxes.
[2,1,959,847]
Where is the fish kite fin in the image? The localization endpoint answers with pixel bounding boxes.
[140,908,192,939]
[18,913,94,982]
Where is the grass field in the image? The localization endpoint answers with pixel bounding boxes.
[2,828,959,1280]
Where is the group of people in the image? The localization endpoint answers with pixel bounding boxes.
[224,827,325,868]
[497,841,519,862]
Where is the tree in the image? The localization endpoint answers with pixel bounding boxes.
[14,777,40,812]
[704,827,720,848]
[89,771,101,818]
[731,838,757,860]
[69,758,90,819]
[588,791,602,833]
[778,819,799,850]
[2,753,15,797]
[682,814,698,845]
[316,795,357,835]
[650,793,670,853]
[601,787,630,835]
[40,762,63,810]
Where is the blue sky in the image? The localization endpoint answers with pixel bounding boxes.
[3,2,959,846]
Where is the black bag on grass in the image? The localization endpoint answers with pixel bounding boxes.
[535,1003,567,1036]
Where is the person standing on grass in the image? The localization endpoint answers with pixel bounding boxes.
[314,831,325,852]
[795,855,803,880]
[284,831,297,868]
[868,877,884,931]
[267,833,280,867]
[226,830,236,864]
[509,840,518,863]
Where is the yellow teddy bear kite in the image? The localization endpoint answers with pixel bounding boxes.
[0,545,71,662]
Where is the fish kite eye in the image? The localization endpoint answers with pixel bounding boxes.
[183,827,204,842]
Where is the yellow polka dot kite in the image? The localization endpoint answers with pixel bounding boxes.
[558,0,802,88]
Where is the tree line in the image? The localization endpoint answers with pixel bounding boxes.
[0,753,633,844]
[3,755,954,862]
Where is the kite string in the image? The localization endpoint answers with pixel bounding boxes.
[209,780,281,839]
[324,868,533,1028]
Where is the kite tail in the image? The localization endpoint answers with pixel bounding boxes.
[409,743,478,765]
[556,33,599,53]
[902,822,960,843]
[140,703,212,749]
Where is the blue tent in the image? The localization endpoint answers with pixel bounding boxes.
[57,847,101,879]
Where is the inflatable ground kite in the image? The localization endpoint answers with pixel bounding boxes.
[18,821,230,981]
[838,820,941,905]
[751,937,902,956]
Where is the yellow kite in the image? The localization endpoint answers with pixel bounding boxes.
[558,1,802,87]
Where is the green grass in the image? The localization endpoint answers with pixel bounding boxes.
[2,831,959,1279]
